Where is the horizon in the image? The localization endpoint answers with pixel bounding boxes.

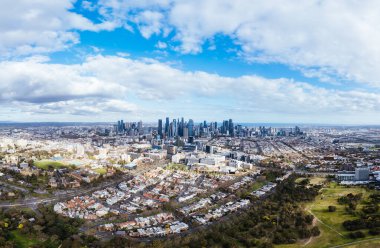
[1,120,380,128]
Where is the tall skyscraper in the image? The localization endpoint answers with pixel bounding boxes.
[138,120,143,130]
[183,127,189,139]
[229,119,234,136]
[223,120,229,134]
[172,119,177,137]
[158,119,163,137]
[165,117,170,137]
[188,119,194,137]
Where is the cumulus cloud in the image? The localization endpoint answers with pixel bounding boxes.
[0,0,117,57]
[93,0,380,87]
[0,55,380,123]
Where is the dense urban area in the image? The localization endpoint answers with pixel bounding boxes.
[0,119,380,248]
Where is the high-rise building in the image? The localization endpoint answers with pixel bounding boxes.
[229,119,234,137]
[355,167,369,181]
[188,119,194,137]
[165,117,170,137]
[173,119,177,137]
[158,119,163,137]
[183,127,189,139]
[180,117,184,136]
[117,120,125,133]
[222,120,229,134]
[138,120,143,130]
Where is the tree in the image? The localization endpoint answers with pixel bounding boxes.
[349,231,365,239]
[328,205,337,212]
[310,226,320,236]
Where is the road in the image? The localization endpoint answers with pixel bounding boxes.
[0,161,165,208]
[0,181,30,193]
[0,174,132,208]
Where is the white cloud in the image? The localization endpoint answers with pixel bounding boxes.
[0,0,117,57]
[95,0,380,87]
[0,55,379,123]
[156,41,168,49]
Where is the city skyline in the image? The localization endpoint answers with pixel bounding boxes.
[1,1,380,124]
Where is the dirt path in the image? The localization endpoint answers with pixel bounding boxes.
[301,203,343,247]
[302,217,318,246]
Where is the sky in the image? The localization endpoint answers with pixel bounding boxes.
[1,0,380,124]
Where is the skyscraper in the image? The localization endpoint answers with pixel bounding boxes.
[165,117,170,137]
[229,119,234,137]
[188,119,194,137]
[172,119,177,137]
[138,120,143,130]
[158,119,163,137]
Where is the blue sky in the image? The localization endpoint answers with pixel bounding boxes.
[1,0,380,124]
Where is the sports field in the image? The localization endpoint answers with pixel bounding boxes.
[33,160,68,170]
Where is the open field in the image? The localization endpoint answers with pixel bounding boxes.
[94,167,107,175]
[295,177,326,185]
[166,163,189,171]
[10,230,40,248]
[33,160,68,170]
[276,178,380,248]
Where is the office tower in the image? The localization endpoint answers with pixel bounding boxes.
[188,119,194,137]
[117,120,121,133]
[222,120,229,134]
[158,119,163,137]
[229,119,234,136]
[165,117,169,136]
[138,120,143,130]
[355,167,369,181]
[294,126,302,135]
[117,120,125,133]
[180,117,184,136]
[169,122,173,137]
[173,119,177,137]
[177,119,182,137]
[183,127,189,139]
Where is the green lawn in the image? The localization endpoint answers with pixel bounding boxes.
[249,180,267,191]
[33,160,67,170]
[166,163,188,171]
[10,230,40,248]
[276,179,380,248]
[344,238,380,248]
[295,177,326,185]
[94,167,107,175]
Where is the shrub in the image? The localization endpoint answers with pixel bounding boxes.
[349,231,365,239]
[369,227,380,235]
[328,206,337,212]
[311,226,321,236]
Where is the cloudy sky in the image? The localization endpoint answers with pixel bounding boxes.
[1,0,380,124]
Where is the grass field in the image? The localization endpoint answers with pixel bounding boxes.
[295,177,326,185]
[94,167,107,175]
[166,163,188,171]
[10,230,40,248]
[276,178,380,248]
[33,160,67,170]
